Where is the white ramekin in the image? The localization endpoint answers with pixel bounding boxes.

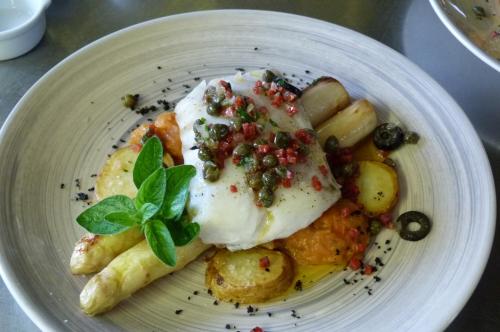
[0,0,51,61]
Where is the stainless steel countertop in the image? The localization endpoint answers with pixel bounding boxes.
[1,1,498,331]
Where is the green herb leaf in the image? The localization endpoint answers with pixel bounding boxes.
[135,167,166,210]
[140,202,160,222]
[162,165,197,220]
[144,220,176,266]
[76,195,135,234]
[104,211,140,227]
[167,218,200,246]
[237,107,255,123]
[133,136,163,188]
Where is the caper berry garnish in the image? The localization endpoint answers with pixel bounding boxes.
[274,131,291,148]
[404,131,420,144]
[243,156,259,172]
[209,124,229,140]
[274,165,288,178]
[373,123,404,150]
[246,172,263,190]
[203,161,220,182]
[198,145,212,161]
[262,170,278,188]
[233,143,252,157]
[324,135,339,154]
[396,211,431,241]
[229,117,242,131]
[369,219,383,236]
[122,94,139,110]
[273,78,302,97]
[206,102,221,116]
[262,70,277,83]
[258,188,274,207]
[262,154,278,168]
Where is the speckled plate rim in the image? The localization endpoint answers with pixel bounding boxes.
[429,0,500,72]
[0,9,496,332]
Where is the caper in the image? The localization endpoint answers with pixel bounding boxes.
[262,170,278,188]
[209,124,229,140]
[324,135,339,154]
[396,211,431,241]
[246,172,263,189]
[274,165,288,178]
[262,154,278,168]
[274,131,291,148]
[404,131,420,144]
[243,156,259,172]
[202,161,220,182]
[229,117,242,131]
[233,143,252,157]
[262,70,277,83]
[198,145,212,161]
[373,123,404,150]
[206,102,221,116]
[369,219,383,236]
[258,188,274,207]
[122,94,139,110]
[273,78,302,97]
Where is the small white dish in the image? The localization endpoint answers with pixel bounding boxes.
[429,0,500,72]
[0,0,51,61]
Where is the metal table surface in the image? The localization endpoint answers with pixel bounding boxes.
[0,1,498,331]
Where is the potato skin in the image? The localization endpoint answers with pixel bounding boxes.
[206,248,295,303]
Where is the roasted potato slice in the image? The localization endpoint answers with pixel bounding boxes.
[355,161,399,215]
[352,135,388,163]
[206,248,295,303]
[317,99,377,148]
[301,77,350,127]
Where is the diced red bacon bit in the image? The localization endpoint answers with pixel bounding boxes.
[271,94,284,107]
[363,264,374,275]
[274,149,285,158]
[222,106,235,117]
[234,96,245,108]
[491,30,500,39]
[232,155,241,165]
[251,327,264,332]
[225,90,233,99]
[257,106,269,115]
[287,154,298,165]
[254,80,263,88]
[283,90,297,102]
[311,175,322,191]
[278,157,288,166]
[319,165,329,176]
[131,144,142,152]
[341,179,360,202]
[259,256,270,268]
[253,86,264,95]
[219,80,231,91]
[328,148,353,166]
[282,178,292,188]
[349,258,362,270]
[348,228,360,240]
[257,144,271,154]
[356,242,367,254]
[286,105,299,116]
[295,129,315,144]
[379,213,392,226]
[232,132,245,144]
[229,184,238,193]
[242,122,258,140]
[218,141,232,155]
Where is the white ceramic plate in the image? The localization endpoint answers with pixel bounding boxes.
[429,0,500,72]
[0,10,495,332]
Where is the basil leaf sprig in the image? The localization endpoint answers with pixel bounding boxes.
[76,136,198,266]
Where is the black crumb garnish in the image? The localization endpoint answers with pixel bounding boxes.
[207,289,213,295]
[235,67,245,72]
[157,66,162,70]
[335,249,340,255]
[194,77,201,81]
[368,290,373,296]
[136,105,158,115]
[168,78,172,82]
[247,305,254,313]
[265,268,270,272]
[175,309,183,315]
[190,146,198,150]
[156,99,171,111]
[183,84,191,89]
[291,309,301,319]
[161,89,166,93]
[225,324,231,329]
[374,276,381,282]
[187,296,191,300]
[213,300,219,305]
[60,183,65,189]
[385,240,391,245]
[254,47,258,51]
[294,280,303,291]
[343,278,350,285]
[75,179,81,189]
[90,101,94,104]
[76,192,89,201]
[112,145,118,149]
[375,257,384,267]
[119,139,126,143]
[305,70,311,74]
[88,187,95,192]
[193,290,199,295]
[90,174,97,177]
[267,312,272,317]
[234,302,240,309]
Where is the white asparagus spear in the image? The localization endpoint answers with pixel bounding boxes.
[316,99,378,148]
[301,77,350,127]
[70,147,142,275]
[80,239,211,315]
